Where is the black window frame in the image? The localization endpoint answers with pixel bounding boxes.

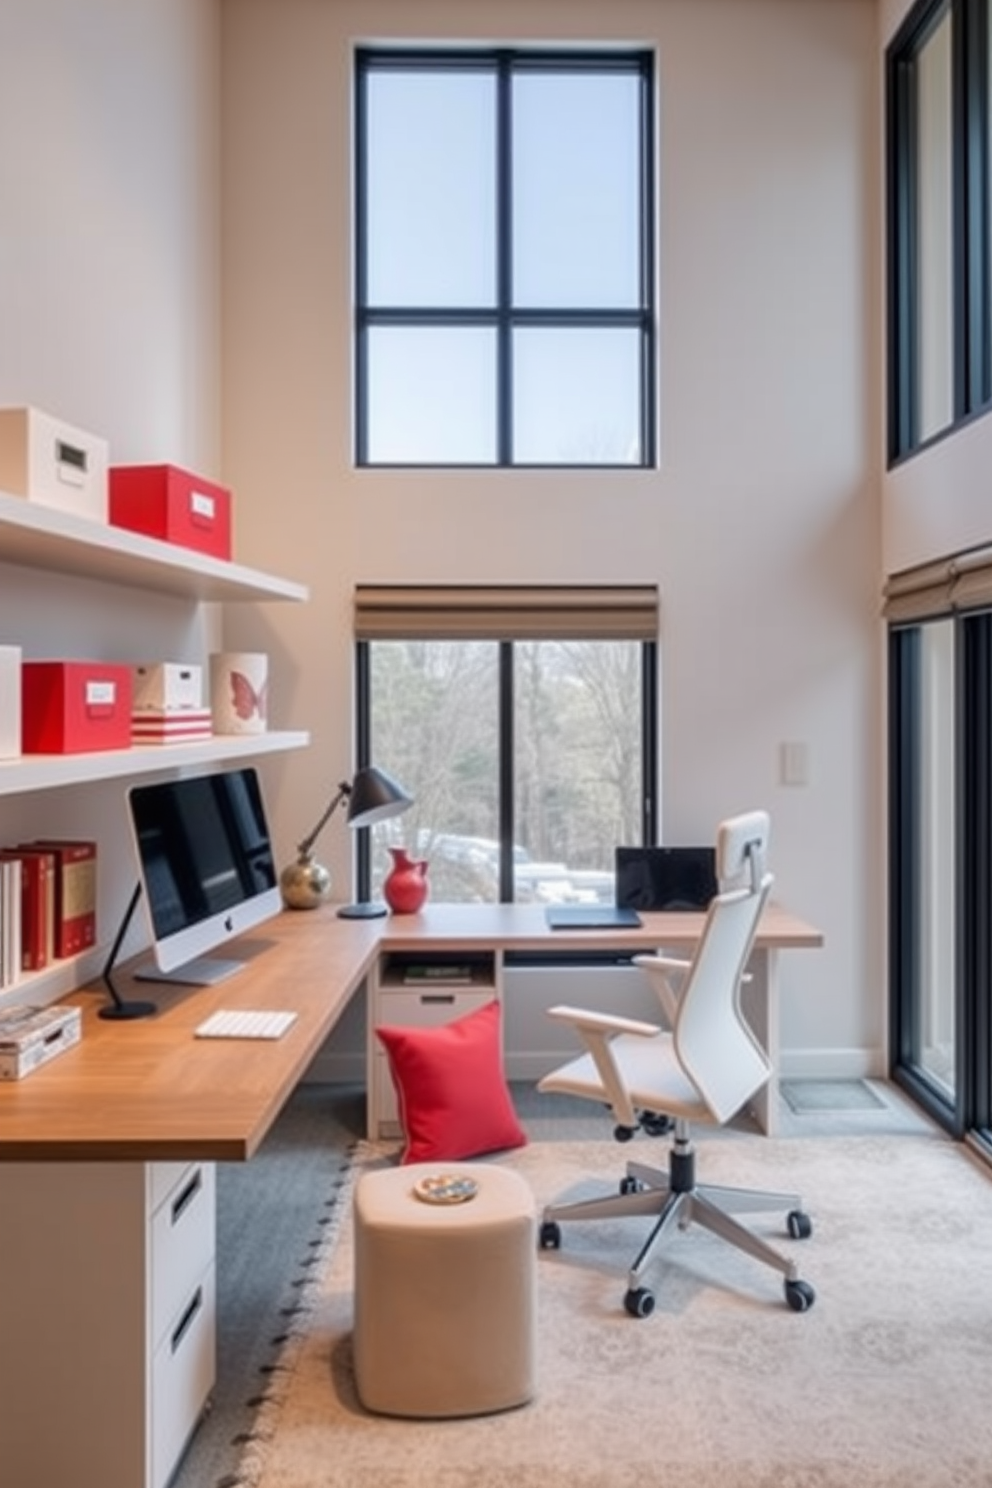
[886,0,992,465]
[351,636,659,904]
[353,45,657,470]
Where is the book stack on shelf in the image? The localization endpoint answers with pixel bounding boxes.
[0,839,96,987]
[401,963,476,986]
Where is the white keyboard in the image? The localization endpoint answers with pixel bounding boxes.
[195,1008,298,1040]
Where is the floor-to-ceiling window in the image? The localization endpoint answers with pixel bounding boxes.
[888,554,992,1157]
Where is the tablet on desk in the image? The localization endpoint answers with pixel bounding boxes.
[545,905,643,930]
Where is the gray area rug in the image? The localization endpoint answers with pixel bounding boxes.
[170,1078,936,1488]
[225,1126,992,1488]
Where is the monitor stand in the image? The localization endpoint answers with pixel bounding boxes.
[134,957,244,987]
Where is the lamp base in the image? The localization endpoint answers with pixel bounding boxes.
[337,900,389,919]
[280,856,332,911]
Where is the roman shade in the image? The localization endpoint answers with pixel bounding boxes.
[354,585,659,642]
[883,547,992,623]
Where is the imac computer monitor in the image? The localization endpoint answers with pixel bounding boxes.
[126,765,281,986]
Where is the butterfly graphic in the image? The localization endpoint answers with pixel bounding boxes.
[230,670,267,722]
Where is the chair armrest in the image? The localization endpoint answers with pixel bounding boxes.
[633,953,691,974]
[546,1004,661,1039]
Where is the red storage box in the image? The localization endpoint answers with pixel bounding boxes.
[21,662,133,753]
[108,464,232,560]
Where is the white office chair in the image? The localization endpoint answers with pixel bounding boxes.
[537,810,815,1317]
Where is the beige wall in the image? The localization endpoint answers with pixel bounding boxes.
[0,0,883,1075]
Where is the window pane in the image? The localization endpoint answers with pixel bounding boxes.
[369,642,500,903]
[512,71,642,309]
[512,641,641,904]
[915,10,954,443]
[912,620,956,1099]
[365,70,496,308]
[365,327,497,463]
[512,327,641,464]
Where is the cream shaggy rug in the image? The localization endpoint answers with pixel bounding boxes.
[235,1132,992,1488]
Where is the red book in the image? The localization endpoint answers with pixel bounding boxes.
[27,840,97,958]
[0,849,54,972]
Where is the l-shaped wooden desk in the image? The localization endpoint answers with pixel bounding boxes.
[0,900,821,1488]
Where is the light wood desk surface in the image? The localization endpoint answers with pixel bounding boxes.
[0,900,822,1163]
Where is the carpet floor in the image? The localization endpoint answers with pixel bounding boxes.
[171,1078,942,1488]
[227,1127,992,1488]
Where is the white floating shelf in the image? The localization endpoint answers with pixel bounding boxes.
[0,489,308,603]
[0,731,311,798]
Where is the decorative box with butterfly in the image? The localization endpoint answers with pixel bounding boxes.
[108,463,232,560]
[209,651,268,735]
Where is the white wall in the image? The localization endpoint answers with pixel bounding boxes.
[0,0,884,1077]
[0,0,223,955]
[220,0,883,1076]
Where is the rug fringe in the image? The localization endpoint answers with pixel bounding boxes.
[225,1139,397,1488]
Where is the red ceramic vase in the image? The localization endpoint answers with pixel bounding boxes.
[383,846,429,914]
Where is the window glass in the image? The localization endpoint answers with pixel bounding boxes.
[512,70,641,309]
[365,70,496,308]
[512,327,642,464]
[366,637,646,905]
[365,327,497,463]
[912,620,957,1099]
[915,9,955,443]
[511,641,641,905]
[369,641,500,902]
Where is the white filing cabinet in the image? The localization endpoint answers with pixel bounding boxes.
[0,1157,216,1488]
[369,952,501,1138]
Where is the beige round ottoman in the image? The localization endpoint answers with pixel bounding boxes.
[352,1161,537,1418]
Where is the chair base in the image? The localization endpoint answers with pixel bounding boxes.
[540,1124,815,1314]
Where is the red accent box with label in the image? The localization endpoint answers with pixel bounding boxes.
[108,464,232,560]
[21,662,133,753]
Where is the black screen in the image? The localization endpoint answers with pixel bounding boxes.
[615,846,718,911]
[129,768,277,940]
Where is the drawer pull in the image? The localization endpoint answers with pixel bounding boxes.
[171,1168,203,1225]
[421,993,456,1005]
[171,1286,203,1354]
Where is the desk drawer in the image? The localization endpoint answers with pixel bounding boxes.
[150,1162,215,1351]
[151,1260,216,1488]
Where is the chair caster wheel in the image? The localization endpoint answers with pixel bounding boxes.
[785,1279,815,1312]
[624,1286,655,1318]
[787,1209,812,1240]
[539,1220,561,1250]
[613,1125,636,1143]
[640,1112,673,1137]
[619,1175,642,1195]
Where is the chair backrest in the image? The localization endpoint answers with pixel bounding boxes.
[655,810,774,1125]
[672,870,774,1125]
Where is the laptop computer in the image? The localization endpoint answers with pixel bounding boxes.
[615,846,718,912]
[545,904,643,930]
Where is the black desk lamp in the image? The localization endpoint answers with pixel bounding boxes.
[279,765,413,916]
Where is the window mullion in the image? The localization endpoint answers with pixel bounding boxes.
[496,55,513,466]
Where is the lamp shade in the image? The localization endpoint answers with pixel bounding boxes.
[346,766,413,829]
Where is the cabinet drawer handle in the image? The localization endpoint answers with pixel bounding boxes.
[171,1168,203,1226]
[421,993,456,1005]
[171,1286,204,1355]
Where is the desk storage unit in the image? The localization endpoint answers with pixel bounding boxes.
[370,951,500,1137]
[0,1158,216,1488]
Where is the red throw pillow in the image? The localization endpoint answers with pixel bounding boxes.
[375,999,528,1165]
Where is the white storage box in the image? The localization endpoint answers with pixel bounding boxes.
[0,406,108,522]
[0,645,20,758]
[0,1003,81,1081]
[133,662,203,714]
